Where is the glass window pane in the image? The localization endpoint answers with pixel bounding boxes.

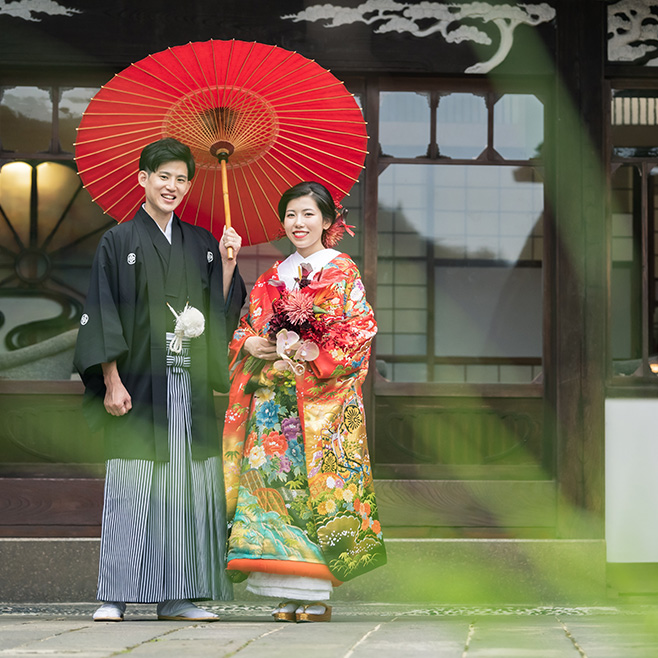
[500,365,535,383]
[394,309,427,332]
[437,93,487,159]
[391,362,427,382]
[377,309,393,333]
[36,163,80,248]
[0,86,52,152]
[59,87,98,153]
[609,165,640,365]
[611,89,658,158]
[49,188,115,299]
[466,364,499,383]
[378,232,394,257]
[611,267,636,364]
[0,295,64,350]
[0,161,32,247]
[376,334,393,355]
[377,284,393,307]
[434,266,542,358]
[394,259,426,285]
[394,285,426,309]
[380,91,430,158]
[0,157,111,379]
[394,333,426,356]
[494,94,544,160]
[434,165,543,263]
[434,364,466,383]
[377,162,543,383]
[612,236,633,261]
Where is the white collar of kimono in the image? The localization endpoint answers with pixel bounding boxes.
[277,249,340,290]
[142,204,173,243]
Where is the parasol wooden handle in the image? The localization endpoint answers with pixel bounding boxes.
[210,141,236,261]
[219,157,234,260]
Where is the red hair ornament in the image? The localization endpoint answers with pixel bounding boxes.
[322,206,355,248]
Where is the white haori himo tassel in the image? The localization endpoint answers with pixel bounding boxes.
[167,302,205,353]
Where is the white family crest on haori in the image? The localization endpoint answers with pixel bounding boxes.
[167,302,205,353]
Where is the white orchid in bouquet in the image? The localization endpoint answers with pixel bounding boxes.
[273,328,319,375]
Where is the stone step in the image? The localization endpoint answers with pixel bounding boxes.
[0,537,607,604]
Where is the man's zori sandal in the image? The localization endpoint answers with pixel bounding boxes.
[93,602,126,622]
[156,599,219,621]
[296,602,332,623]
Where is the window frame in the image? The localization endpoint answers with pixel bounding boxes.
[0,70,108,162]
[0,71,112,381]
[607,79,658,393]
[359,75,550,397]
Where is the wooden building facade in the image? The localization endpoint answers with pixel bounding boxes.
[1,0,657,599]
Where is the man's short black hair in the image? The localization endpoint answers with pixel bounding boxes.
[139,137,196,180]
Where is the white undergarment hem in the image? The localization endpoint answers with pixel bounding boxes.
[245,571,332,600]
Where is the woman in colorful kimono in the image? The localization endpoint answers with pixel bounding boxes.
[223,181,386,623]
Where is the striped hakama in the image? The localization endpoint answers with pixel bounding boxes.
[97,334,232,603]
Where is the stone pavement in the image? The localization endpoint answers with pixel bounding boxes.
[1,602,658,657]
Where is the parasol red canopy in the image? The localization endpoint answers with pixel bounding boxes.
[75,39,368,246]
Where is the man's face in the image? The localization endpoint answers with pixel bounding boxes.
[138,160,191,223]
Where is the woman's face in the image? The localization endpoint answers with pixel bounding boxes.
[283,194,332,257]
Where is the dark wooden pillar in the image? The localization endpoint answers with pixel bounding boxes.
[363,77,380,463]
[551,0,607,537]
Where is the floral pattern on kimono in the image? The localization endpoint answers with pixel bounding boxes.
[223,254,386,583]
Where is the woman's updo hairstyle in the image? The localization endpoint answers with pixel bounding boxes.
[278,181,336,226]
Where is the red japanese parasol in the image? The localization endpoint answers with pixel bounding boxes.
[75,39,368,249]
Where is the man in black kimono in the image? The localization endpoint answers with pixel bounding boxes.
[74,137,246,622]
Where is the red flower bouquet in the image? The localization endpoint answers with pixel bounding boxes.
[266,264,340,374]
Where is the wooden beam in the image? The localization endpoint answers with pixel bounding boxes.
[552,0,606,536]
[0,478,103,528]
[376,479,556,529]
